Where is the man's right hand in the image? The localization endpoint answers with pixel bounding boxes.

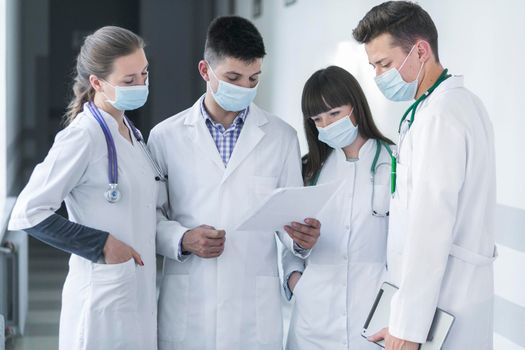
[182,225,226,258]
[103,234,143,265]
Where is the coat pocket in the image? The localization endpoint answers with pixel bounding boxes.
[255,275,283,344]
[158,274,190,342]
[292,264,339,332]
[82,258,141,350]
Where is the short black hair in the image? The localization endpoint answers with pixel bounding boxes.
[204,16,266,65]
[353,1,439,62]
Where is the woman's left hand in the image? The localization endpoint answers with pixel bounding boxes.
[284,218,321,249]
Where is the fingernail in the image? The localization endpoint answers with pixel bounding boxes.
[292,223,298,228]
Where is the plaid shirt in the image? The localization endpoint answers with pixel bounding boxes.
[200,97,249,166]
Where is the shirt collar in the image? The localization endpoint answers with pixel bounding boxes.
[199,95,249,128]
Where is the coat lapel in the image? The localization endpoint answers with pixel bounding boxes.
[221,105,268,183]
[183,101,225,171]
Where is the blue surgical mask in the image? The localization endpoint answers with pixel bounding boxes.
[207,63,258,112]
[317,110,358,149]
[374,45,423,101]
[104,78,149,111]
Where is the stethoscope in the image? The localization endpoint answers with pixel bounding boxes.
[87,102,167,203]
[390,68,451,196]
[308,139,392,217]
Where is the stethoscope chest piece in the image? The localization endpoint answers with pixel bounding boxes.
[105,183,121,203]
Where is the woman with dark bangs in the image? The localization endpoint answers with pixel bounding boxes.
[282,65,393,349]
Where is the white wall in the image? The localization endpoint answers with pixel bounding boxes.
[235,0,525,349]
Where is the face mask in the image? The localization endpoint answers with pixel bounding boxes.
[374,45,424,101]
[207,63,258,112]
[103,78,149,111]
[316,109,358,149]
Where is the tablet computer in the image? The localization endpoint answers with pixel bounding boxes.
[362,282,455,350]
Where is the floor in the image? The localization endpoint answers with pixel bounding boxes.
[6,237,67,350]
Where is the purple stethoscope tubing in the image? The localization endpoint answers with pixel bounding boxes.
[87,102,118,184]
[87,102,166,203]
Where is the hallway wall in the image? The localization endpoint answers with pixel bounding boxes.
[234,1,525,349]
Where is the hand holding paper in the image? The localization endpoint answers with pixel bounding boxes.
[284,218,320,249]
[236,181,342,232]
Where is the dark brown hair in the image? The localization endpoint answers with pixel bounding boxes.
[352,1,439,62]
[65,26,145,124]
[204,16,266,65]
[302,66,393,184]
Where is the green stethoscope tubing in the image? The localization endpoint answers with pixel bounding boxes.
[390,68,452,195]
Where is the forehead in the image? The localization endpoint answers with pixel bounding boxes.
[215,56,262,74]
[112,49,148,74]
[364,33,403,61]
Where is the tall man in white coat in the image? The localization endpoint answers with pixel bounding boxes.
[148,16,321,350]
[352,2,497,350]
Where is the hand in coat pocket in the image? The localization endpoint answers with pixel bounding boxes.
[287,271,302,293]
[103,234,143,265]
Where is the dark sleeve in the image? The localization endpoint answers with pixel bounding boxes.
[24,213,109,262]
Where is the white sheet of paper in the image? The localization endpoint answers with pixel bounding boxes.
[236,180,342,232]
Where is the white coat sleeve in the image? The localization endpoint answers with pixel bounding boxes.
[275,133,312,259]
[389,113,466,342]
[9,125,92,230]
[281,247,305,300]
[147,129,191,263]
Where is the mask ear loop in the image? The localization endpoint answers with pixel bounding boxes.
[205,61,220,82]
[414,60,425,87]
[399,43,425,85]
[347,106,356,126]
[99,79,117,104]
[205,61,222,95]
[398,44,417,72]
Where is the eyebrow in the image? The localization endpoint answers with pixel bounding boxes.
[224,70,262,77]
[369,57,388,67]
[124,64,149,78]
[309,107,340,119]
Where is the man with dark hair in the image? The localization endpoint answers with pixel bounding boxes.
[353,2,496,350]
[149,16,321,350]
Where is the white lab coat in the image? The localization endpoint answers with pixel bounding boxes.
[148,100,304,350]
[282,139,390,350]
[8,104,158,350]
[387,76,496,349]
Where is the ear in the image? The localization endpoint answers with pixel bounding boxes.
[89,75,103,92]
[198,60,210,82]
[416,40,433,63]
